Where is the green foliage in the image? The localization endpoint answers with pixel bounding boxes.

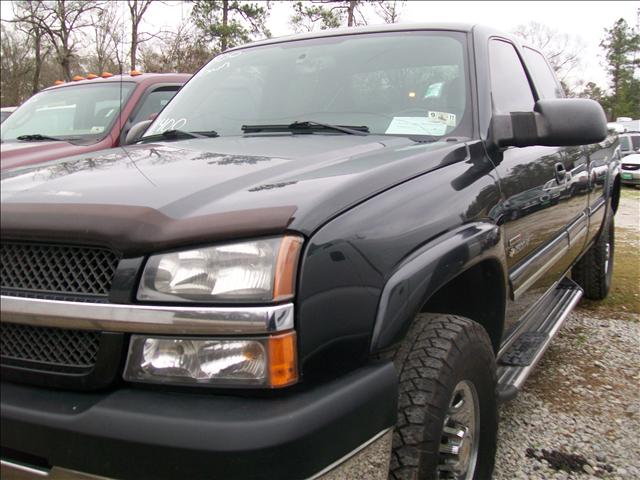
[290,1,343,32]
[191,0,270,53]
[289,1,377,32]
[600,18,640,119]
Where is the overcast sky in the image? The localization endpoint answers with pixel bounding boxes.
[3,1,638,89]
[145,0,639,89]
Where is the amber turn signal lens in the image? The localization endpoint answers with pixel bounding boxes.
[273,235,304,302]
[268,331,298,388]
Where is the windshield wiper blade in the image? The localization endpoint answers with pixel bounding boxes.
[138,129,219,143]
[16,134,62,142]
[242,121,369,136]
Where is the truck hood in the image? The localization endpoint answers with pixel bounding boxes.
[0,140,95,170]
[1,135,469,255]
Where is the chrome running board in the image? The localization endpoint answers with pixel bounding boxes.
[496,278,583,402]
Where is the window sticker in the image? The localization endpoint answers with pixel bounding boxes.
[428,111,457,127]
[385,117,447,136]
[90,126,105,133]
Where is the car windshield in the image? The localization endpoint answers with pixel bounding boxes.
[620,136,631,151]
[1,82,135,143]
[144,31,471,140]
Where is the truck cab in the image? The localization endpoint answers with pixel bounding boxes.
[0,23,616,480]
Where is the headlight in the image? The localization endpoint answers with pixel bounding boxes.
[123,331,297,388]
[137,235,303,303]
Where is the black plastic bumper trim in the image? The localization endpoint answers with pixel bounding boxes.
[1,362,398,480]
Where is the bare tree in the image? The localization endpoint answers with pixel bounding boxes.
[0,25,35,106]
[140,19,212,73]
[88,2,123,74]
[11,1,103,82]
[374,1,404,24]
[10,1,53,94]
[512,22,585,91]
[127,0,154,70]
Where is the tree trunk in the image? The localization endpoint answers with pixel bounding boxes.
[221,0,229,51]
[32,31,42,93]
[61,52,72,82]
[131,22,138,70]
[347,0,357,26]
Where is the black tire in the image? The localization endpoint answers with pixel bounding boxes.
[572,211,614,300]
[386,313,498,480]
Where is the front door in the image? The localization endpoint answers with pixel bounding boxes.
[485,39,589,335]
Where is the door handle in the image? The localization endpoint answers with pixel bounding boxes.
[554,163,567,184]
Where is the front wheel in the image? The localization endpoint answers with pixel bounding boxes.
[387,314,498,480]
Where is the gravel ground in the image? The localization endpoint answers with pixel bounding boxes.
[494,310,640,479]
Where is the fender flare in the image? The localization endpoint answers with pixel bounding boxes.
[370,221,506,352]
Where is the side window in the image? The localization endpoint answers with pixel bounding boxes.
[523,47,564,99]
[489,40,535,113]
[129,86,180,125]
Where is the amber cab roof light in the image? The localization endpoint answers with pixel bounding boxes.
[130,70,143,76]
[86,73,99,80]
[53,80,64,86]
[72,75,85,81]
[101,72,114,78]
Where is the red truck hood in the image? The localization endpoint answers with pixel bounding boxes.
[0,141,97,170]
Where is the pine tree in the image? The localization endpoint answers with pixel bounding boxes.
[191,0,270,53]
[600,18,640,119]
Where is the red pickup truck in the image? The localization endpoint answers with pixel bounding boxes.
[0,72,190,171]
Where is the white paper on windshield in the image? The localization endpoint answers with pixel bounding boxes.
[385,117,447,136]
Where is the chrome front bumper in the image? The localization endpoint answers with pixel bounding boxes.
[1,460,109,480]
[0,296,294,335]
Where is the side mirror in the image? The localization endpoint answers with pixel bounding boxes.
[124,120,153,145]
[492,98,608,148]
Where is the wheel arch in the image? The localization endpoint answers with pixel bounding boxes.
[370,222,508,355]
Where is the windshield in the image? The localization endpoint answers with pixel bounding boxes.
[1,82,135,143]
[145,31,470,140]
[620,136,631,151]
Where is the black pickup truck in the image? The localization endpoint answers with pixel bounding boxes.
[0,23,618,480]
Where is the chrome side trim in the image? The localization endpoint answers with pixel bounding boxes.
[588,197,606,217]
[0,296,294,334]
[308,428,393,480]
[567,213,588,247]
[0,460,110,479]
[512,242,568,301]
